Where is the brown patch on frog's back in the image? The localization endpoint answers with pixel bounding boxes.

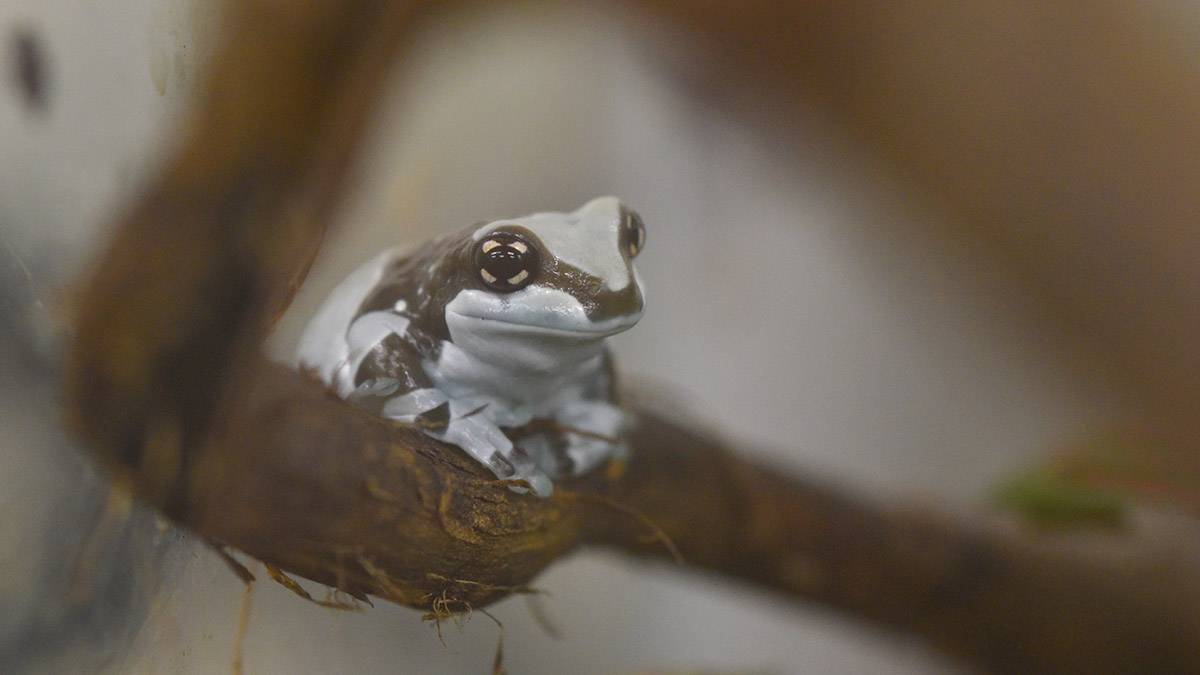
[355,227,480,352]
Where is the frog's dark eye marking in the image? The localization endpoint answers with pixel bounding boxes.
[623,209,647,258]
[475,232,539,292]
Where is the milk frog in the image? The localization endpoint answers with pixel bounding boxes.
[296,197,646,496]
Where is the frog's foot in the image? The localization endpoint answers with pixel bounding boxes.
[565,436,627,476]
[496,462,554,497]
[485,448,554,497]
[345,377,405,416]
[552,400,630,476]
[377,388,450,424]
[430,409,555,497]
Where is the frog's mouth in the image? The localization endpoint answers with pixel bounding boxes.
[445,287,641,339]
[446,310,638,338]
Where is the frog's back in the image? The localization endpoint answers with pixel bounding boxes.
[294,247,405,393]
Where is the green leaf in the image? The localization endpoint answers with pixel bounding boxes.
[993,470,1127,529]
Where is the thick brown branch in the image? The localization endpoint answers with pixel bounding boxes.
[185,362,1200,674]
[608,416,1200,674]
[64,2,1200,674]
[66,0,440,512]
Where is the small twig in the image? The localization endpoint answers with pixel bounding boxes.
[508,418,620,444]
[69,483,135,602]
[211,543,257,585]
[265,563,361,610]
[231,564,255,675]
[557,489,684,565]
[478,608,506,675]
[424,573,544,597]
[524,594,563,641]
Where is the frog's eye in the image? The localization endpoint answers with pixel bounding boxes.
[475,232,540,292]
[623,209,647,258]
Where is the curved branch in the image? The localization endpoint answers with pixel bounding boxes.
[65,2,1200,674]
[66,0,436,511]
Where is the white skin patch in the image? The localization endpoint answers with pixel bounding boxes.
[473,196,631,291]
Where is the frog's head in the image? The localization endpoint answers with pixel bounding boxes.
[444,197,645,357]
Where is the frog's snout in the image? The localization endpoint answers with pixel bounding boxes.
[584,281,644,326]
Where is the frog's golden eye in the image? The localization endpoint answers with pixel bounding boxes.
[475,232,539,292]
[624,209,647,258]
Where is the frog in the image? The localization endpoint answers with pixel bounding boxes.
[295,196,647,497]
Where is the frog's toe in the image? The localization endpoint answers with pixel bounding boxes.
[525,473,554,497]
[487,452,517,478]
[490,450,554,496]
[505,470,554,498]
[566,436,622,476]
[413,402,450,431]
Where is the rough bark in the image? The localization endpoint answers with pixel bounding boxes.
[64,1,1200,674]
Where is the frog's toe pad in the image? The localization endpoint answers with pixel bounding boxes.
[506,472,554,498]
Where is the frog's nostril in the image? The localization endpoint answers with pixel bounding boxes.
[585,283,643,324]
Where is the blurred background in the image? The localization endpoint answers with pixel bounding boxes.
[0,1,1134,673]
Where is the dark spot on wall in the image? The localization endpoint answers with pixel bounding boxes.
[11,26,49,115]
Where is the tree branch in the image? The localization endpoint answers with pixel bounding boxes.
[64,2,1200,674]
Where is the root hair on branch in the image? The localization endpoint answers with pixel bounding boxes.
[557,490,684,564]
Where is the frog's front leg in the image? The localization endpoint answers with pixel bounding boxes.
[348,331,554,496]
[428,400,553,497]
[553,399,630,476]
[347,331,449,427]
